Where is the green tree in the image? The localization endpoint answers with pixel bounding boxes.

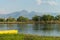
[24,17,29,22]
[41,15,54,21]
[0,18,5,22]
[17,16,29,22]
[6,17,16,22]
[55,15,60,21]
[32,15,40,21]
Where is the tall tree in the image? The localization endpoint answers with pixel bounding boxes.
[6,17,16,22]
[41,15,54,21]
[55,15,60,21]
[32,15,40,21]
[17,16,29,22]
[0,18,5,22]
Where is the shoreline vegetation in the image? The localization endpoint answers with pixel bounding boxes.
[0,21,60,24]
[0,34,60,40]
[0,15,60,24]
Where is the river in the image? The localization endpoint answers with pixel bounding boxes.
[0,24,60,36]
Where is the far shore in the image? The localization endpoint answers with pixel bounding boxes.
[0,21,60,24]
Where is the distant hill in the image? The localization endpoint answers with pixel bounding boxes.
[0,10,58,19]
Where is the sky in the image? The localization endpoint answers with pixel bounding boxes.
[0,0,60,14]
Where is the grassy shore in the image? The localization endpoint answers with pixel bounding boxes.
[0,34,60,40]
[0,21,60,24]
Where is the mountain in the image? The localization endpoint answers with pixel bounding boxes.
[0,14,6,18]
[6,10,28,18]
[0,10,58,19]
[4,10,40,19]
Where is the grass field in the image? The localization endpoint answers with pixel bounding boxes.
[0,34,60,40]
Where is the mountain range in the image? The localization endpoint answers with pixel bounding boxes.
[0,10,58,19]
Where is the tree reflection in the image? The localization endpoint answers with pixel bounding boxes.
[0,24,5,27]
[33,23,53,31]
[7,24,17,30]
[33,23,40,31]
[7,24,14,27]
[0,24,6,30]
[56,24,60,31]
[17,24,28,32]
[42,24,53,31]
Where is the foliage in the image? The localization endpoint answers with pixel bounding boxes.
[6,17,16,22]
[41,15,54,21]
[32,15,40,21]
[55,15,60,20]
[0,18,5,22]
[0,15,60,22]
[17,16,29,22]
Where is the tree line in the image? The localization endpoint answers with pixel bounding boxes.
[0,15,60,22]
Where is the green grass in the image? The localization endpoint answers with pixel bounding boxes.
[0,34,60,40]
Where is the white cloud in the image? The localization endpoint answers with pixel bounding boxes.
[36,0,42,5]
[36,0,57,5]
[48,1,57,5]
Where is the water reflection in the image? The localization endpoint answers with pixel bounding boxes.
[55,24,60,31]
[33,24,54,31]
[33,23,40,31]
[42,24,54,31]
[6,24,18,30]
[0,24,7,30]
[17,24,29,33]
[0,24,60,36]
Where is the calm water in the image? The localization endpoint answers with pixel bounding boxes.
[0,24,60,36]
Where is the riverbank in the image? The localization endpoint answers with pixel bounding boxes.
[0,34,60,40]
[0,21,60,24]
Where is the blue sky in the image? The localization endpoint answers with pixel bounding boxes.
[0,0,60,14]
